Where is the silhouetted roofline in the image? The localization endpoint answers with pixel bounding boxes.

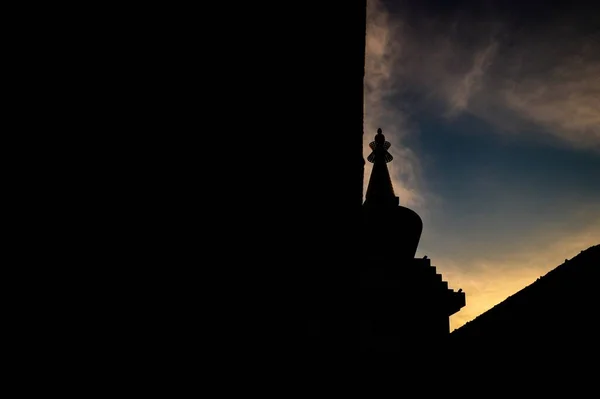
[451,244,599,336]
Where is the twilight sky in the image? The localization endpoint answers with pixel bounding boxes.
[364,0,600,330]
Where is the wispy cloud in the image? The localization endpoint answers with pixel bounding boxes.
[396,7,600,150]
[364,0,426,211]
[502,54,600,150]
[447,41,498,116]
[366,1,600,150]
[364,0,600,330]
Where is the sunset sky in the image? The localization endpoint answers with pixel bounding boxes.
[364,0,600,330]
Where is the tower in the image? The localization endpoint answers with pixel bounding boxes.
[360,128,465,353]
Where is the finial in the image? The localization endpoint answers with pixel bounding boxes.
[364,126,398,208]
[367,128,393,163]
[374,128,386,145]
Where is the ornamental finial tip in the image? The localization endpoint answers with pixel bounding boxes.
[377,128,382,134]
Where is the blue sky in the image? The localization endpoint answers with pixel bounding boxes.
[364,0,599,329]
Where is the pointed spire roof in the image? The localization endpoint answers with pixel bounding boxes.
[362,127,423,260]
[364,128,399,208]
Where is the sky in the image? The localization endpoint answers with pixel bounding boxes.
[364,0,600,331]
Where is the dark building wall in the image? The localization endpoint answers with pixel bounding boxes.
[277,2,367,353]
[117,1,369,380]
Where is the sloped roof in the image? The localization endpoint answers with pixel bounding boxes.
[451,244,599,340]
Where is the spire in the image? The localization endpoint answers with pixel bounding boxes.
[364,128,399,208]
[362,127,423,260]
